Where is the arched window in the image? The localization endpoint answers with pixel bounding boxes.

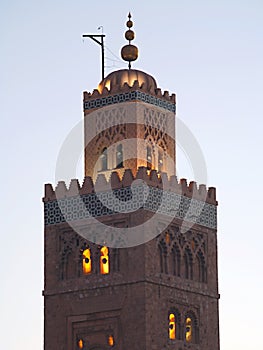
[77,338,84,349]
[159,245,164,273]
[185,312,199,343]
[116,144,123,168]
[147,145,152,170]
[171,244,181,277]
[100,246,109,274]
[184,247,193,280]
[100,147,108,171]
[159,241,168,273]
[168,310,181,340]
[158,149,163,172]
[169,313,176,339]
[82,248,92,274]
[112,248,120,272]
[108,335,114,347]
[185,317,192,342]
[196,251,206,283]
[66,250,75,280]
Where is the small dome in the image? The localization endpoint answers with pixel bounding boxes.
[98,69,157,93]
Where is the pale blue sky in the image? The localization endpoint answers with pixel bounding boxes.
[1,1,263,349]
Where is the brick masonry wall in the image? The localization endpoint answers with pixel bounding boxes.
[44,208,219,350]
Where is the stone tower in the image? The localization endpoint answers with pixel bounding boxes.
[43,15,220,350]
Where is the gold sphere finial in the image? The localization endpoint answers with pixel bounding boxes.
[121,12,138,69]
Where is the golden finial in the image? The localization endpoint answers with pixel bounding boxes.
[121,12,138,69]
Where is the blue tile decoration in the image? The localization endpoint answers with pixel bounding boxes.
[84,91,176,113]
[44,184,217,229]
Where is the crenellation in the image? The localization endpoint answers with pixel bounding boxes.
[155,88,162,97]
[44,183,55,202]
[189,180,198,193]
[207,187,217,204]
[149,169,160,185]
[83,91,91,100]
[123,82,132,92]
[102,87,109,95]
[80,176,94,194]
[163,91,170,99]
[110,171,122,189]
[94,173,110,192]
[170,93,176,103]
[135,166,149,181]
[169,174,179,191]
[55,181,68,199]
[43,167,217,205]
[198,184,207,195]
[179,178,188,194]
[68,179,81,196]
[83,79,175,104]
[133,80,140,89]
[121,168,134,187]
[92,89,100,97]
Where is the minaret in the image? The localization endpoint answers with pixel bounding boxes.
[43,14,220,350]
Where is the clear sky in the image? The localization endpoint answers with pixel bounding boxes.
[1,0,263,349]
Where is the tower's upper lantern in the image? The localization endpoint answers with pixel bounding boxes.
[97,69,157,94]
[83,13,176,181]
[121,13,138,69]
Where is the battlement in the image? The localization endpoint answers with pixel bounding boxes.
[83,70,176,113]
[43,167,216,205]
[83,81,175,103]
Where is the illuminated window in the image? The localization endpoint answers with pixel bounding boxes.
[165,232,170,244]
[185,317,192,342]
[116,144,123,168]
[82,248,92,274]
[77,338,84,349]
[100,246,109,274]
[158,150,163,172]
[100,147,108,171]
[108,335,114,347]
[147,145,152,170]
[169,313,176,339]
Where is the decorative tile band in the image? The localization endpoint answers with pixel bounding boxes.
[44,184,216,229]
[83,91,176,113]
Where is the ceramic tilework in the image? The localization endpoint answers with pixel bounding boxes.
[44,184,216,229]
[84,91,176,112]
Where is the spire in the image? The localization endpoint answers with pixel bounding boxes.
[121,12,139,69]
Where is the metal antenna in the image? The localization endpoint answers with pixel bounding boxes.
[82,31,105,80]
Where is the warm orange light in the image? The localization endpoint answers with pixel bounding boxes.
[98,79,111,93]
[158,150,163,172]
[169,313,176,339]
[108,335,114,346]
[165,232,170,244]
[100,246,109,274]
[105,80,111,91]
[82,248,92,274]
[78,339,84,349]
[185,317,192,342]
